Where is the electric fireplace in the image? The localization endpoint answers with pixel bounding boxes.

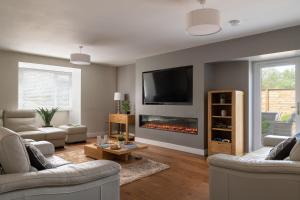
[139,115,198,135]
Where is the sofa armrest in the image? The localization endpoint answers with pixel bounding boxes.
[0,160,120,194]
[208,154,300,174]
[31,141,55,156]
[263,135,290,147]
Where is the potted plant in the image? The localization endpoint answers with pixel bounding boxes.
[220,94,226,104]
[121,100,131,114]
[118,134,125,145]
[36,107,59,127]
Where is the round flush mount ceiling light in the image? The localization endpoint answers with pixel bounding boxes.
[186,0,221,36]
[70,46,91,65]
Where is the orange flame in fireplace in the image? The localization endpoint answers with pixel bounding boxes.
[142,122,197,135]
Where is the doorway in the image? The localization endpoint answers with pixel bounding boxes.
[253,57,300,150]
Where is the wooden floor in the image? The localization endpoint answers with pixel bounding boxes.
[55,138,209,200]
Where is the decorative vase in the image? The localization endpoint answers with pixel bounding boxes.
[221,110,227,117]
[220,98,225,104]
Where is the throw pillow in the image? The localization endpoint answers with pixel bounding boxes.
[0,127,31,173]
[266,137,296,160]
[25,144,53,170]
[0,164,4,175]
[290,140,300,161]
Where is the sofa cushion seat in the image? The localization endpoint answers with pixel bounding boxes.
[18,131,46,141]
[0,160,120,194]
[59,125,87,135]
[46,155,71,167]
[38,128,66,140]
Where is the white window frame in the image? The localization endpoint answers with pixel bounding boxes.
[252,57,300,150]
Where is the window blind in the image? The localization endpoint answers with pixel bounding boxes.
[19,67,72,110]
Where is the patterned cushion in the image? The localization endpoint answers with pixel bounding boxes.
[266,137,296,160]
[25,144,54,170]
[0,164,4,175]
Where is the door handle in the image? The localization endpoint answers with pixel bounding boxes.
[297,102,300,115]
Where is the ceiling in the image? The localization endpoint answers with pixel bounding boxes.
[0,0,300,66]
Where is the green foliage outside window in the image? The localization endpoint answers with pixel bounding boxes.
[262,67,295,90]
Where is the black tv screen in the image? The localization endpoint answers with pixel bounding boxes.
[143,66,193,105]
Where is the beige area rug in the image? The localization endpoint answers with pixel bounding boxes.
[120,159,170,185]
[55,150,170,185]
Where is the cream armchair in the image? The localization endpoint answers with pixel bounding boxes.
[0,129,120,200]
[0,161,120,200]
[208,135,300,200]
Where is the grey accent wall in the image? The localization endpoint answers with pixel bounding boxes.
[0,50,116,135]
[116,64,136,113]
[135,26,300,151]
[205,61,250,151]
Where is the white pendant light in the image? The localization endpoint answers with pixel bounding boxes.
[186,0,221,36]
[70,46,91,65]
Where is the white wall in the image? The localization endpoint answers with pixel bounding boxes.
[0,50,117,136]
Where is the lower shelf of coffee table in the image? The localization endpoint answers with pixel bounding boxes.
[84,143,147,161]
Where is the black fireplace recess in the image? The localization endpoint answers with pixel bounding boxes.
[139,115,198,135]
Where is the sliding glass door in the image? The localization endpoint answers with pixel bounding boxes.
[253,57,300,150]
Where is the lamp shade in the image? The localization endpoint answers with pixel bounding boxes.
[186,8,221,36]
[70,53,91,65]
[114,92,123,101]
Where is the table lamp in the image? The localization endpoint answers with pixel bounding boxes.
[114,92,123,113]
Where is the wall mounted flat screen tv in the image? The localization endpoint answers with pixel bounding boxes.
[143,66,193,105]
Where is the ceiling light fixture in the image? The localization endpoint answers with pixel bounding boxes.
[186,0,221,36]
[70,46,91,65]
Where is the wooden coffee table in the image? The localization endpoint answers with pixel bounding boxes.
[84,143,148,161]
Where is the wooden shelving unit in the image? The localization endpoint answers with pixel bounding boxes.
[208,90,244,156]
[108,113,135,143]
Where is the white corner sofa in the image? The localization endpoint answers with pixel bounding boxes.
[0,110,66,147]
[208,135,300,200]
[0,129,121,200]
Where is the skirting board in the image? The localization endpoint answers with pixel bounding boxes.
[135,137,206,156]
[87,132,105,138]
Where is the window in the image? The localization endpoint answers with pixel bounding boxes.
[19,63,72,110]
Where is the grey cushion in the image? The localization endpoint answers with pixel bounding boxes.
[25,143,54,170]
[0,127,31,174]
[266,137,296,160]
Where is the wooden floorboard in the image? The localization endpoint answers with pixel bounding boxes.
[55,138,209,200]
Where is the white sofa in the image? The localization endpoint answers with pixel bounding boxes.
[1,110,66,147]
[0,129,121,200]
[208,135,300,200]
